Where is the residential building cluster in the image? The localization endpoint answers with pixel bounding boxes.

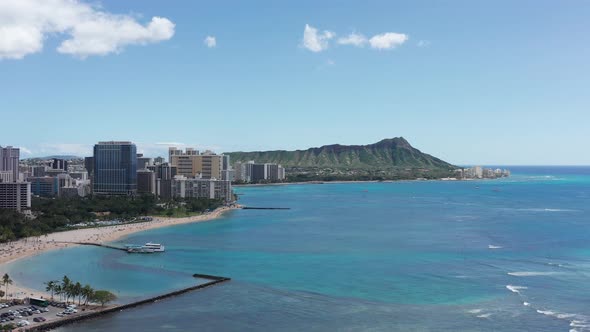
[455,166,511,179]
[234,161,286,183]
[24,155,91,199]
[0,141,248,212]
[88,143,234,202]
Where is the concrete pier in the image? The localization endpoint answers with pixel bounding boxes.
[29,274,231,331]
[56,241,128,252]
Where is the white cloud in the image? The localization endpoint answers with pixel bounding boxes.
[155,142,186,146]
[38,143,93,156]
[137,142,223,158]
[58,16,175,58]
[337,33,367,47]
[316,58,336,71]
[0,0,175,59]
[204,36,216,48]
[0,25,44,59]
[25,142,226,158]
[303,26,409,53]
[302,24,335,52]
[417,40,430,47]
[369,32,408,50]
[19,147,33,155]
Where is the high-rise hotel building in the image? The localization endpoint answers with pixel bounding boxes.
[168,147,227,179]
[234,161,286,183]
[0,181,31,212]
[0,146,20,183]
[93,141,137,196]
[0,146,31,211]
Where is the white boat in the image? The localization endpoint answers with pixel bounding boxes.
[143,242,165,252]
[125,242,165,253]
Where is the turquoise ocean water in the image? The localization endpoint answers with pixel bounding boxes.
[5,166,590,331]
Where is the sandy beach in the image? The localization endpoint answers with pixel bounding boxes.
[0,206,238,300]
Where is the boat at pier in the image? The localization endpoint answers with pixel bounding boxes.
[125,243,165,253]
[144,242,165,252]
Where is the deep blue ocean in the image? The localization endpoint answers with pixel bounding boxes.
[6,166,590,331]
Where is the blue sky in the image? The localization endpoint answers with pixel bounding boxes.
[1,0,589,165]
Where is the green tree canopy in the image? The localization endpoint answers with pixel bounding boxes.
[91,290,117,307]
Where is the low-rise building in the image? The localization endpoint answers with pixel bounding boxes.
[458,166,510,180]
[30,165,47,177]
[75,181,91,197]
[51,158,68,171]
[59,186,80,199]
[69,171,88,181]
[29,176,58,196]
[45,169,67,177]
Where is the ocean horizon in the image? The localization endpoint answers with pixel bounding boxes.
[6,166,590,331]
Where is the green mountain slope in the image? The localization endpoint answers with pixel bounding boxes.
[227,137,455,170]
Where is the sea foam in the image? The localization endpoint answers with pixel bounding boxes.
[506,285,527,294]
[537,310,556,316]
[535,310,589,331]
[517,208,578,212]
[570,320,590,328]
[488,245,503,249]
[507,271,562,277]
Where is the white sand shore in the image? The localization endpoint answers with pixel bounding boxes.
[0,206,238,300]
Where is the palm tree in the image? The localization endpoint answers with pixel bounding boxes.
[82,284,94,305]
[2,274,12,300]
[44,280,58,300]
[54,284,63,302]
[73,282,83,305]
[61,275,71,303]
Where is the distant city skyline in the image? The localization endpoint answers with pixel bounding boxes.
[1,1,589,165]
[5,139,586,167]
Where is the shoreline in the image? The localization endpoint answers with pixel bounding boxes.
[233,177,500,187]
[0,205,239,300]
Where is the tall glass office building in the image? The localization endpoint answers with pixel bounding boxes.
[93,141,137,195]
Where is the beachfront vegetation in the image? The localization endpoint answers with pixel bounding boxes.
[91,290,117,307]
[0,195,223,243]
[0,323,15,331]
[44,275,116,306]
[152,198,223,218]
[45,280,57,300]
[285,166,458,182]
[2,274,11,300]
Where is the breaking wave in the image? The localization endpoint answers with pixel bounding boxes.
[507,271,563,277]
[506,285,527,294]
